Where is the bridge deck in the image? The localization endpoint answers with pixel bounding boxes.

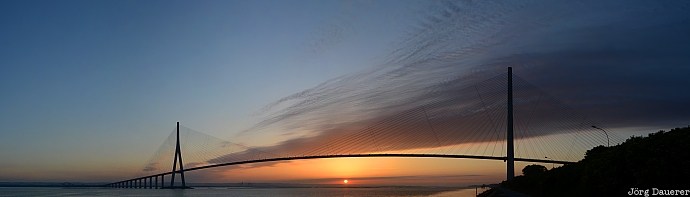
[115,153,574,182]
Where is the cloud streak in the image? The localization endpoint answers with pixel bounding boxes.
[212,0,690,168]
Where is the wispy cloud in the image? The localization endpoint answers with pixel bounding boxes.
[215,0,690,168]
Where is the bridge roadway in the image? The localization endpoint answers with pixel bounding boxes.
[112,153,574,185]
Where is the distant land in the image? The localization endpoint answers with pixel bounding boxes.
[0,181,470,189]
[481,126,690,197]
[0,182,105,188]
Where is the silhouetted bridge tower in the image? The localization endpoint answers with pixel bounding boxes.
[506,67,515,180]
[106,67,614,189]
[106,122,190,189]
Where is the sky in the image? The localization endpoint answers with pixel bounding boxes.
[1,0,690,185]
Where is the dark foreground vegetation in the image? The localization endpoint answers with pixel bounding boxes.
[487,126,690,197]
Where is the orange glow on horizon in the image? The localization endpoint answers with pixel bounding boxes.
[186,157,524,186]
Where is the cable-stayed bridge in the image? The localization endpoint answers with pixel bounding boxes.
[105,67,621,189]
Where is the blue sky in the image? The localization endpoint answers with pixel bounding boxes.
[0,0,425,181]
[1,0,689,182]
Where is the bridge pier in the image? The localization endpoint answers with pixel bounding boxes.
[113,173,188,189]
[108,122,193,189]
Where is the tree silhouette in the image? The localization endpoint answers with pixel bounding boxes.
[496,126,690,197]
[522,164,547,177]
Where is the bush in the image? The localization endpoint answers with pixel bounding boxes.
[522,164,547,177]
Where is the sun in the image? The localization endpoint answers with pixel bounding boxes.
[343,179,349,184]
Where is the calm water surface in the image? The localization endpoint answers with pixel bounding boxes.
[0,187,487,197]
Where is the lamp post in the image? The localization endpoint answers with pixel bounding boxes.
[591,125,610,147]
[545,157,554,169]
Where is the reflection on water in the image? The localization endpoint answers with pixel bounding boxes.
[0,187,489,197]
[431,187,491,197]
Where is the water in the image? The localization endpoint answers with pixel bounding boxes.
[0,187,486,197]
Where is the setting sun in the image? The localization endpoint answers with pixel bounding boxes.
[343,179,349,184]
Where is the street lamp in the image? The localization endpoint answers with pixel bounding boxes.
[545,156,554,169]
[591,125,610,147]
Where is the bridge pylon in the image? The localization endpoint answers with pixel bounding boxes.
[506,67,515,181]
[163,121,191,189]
